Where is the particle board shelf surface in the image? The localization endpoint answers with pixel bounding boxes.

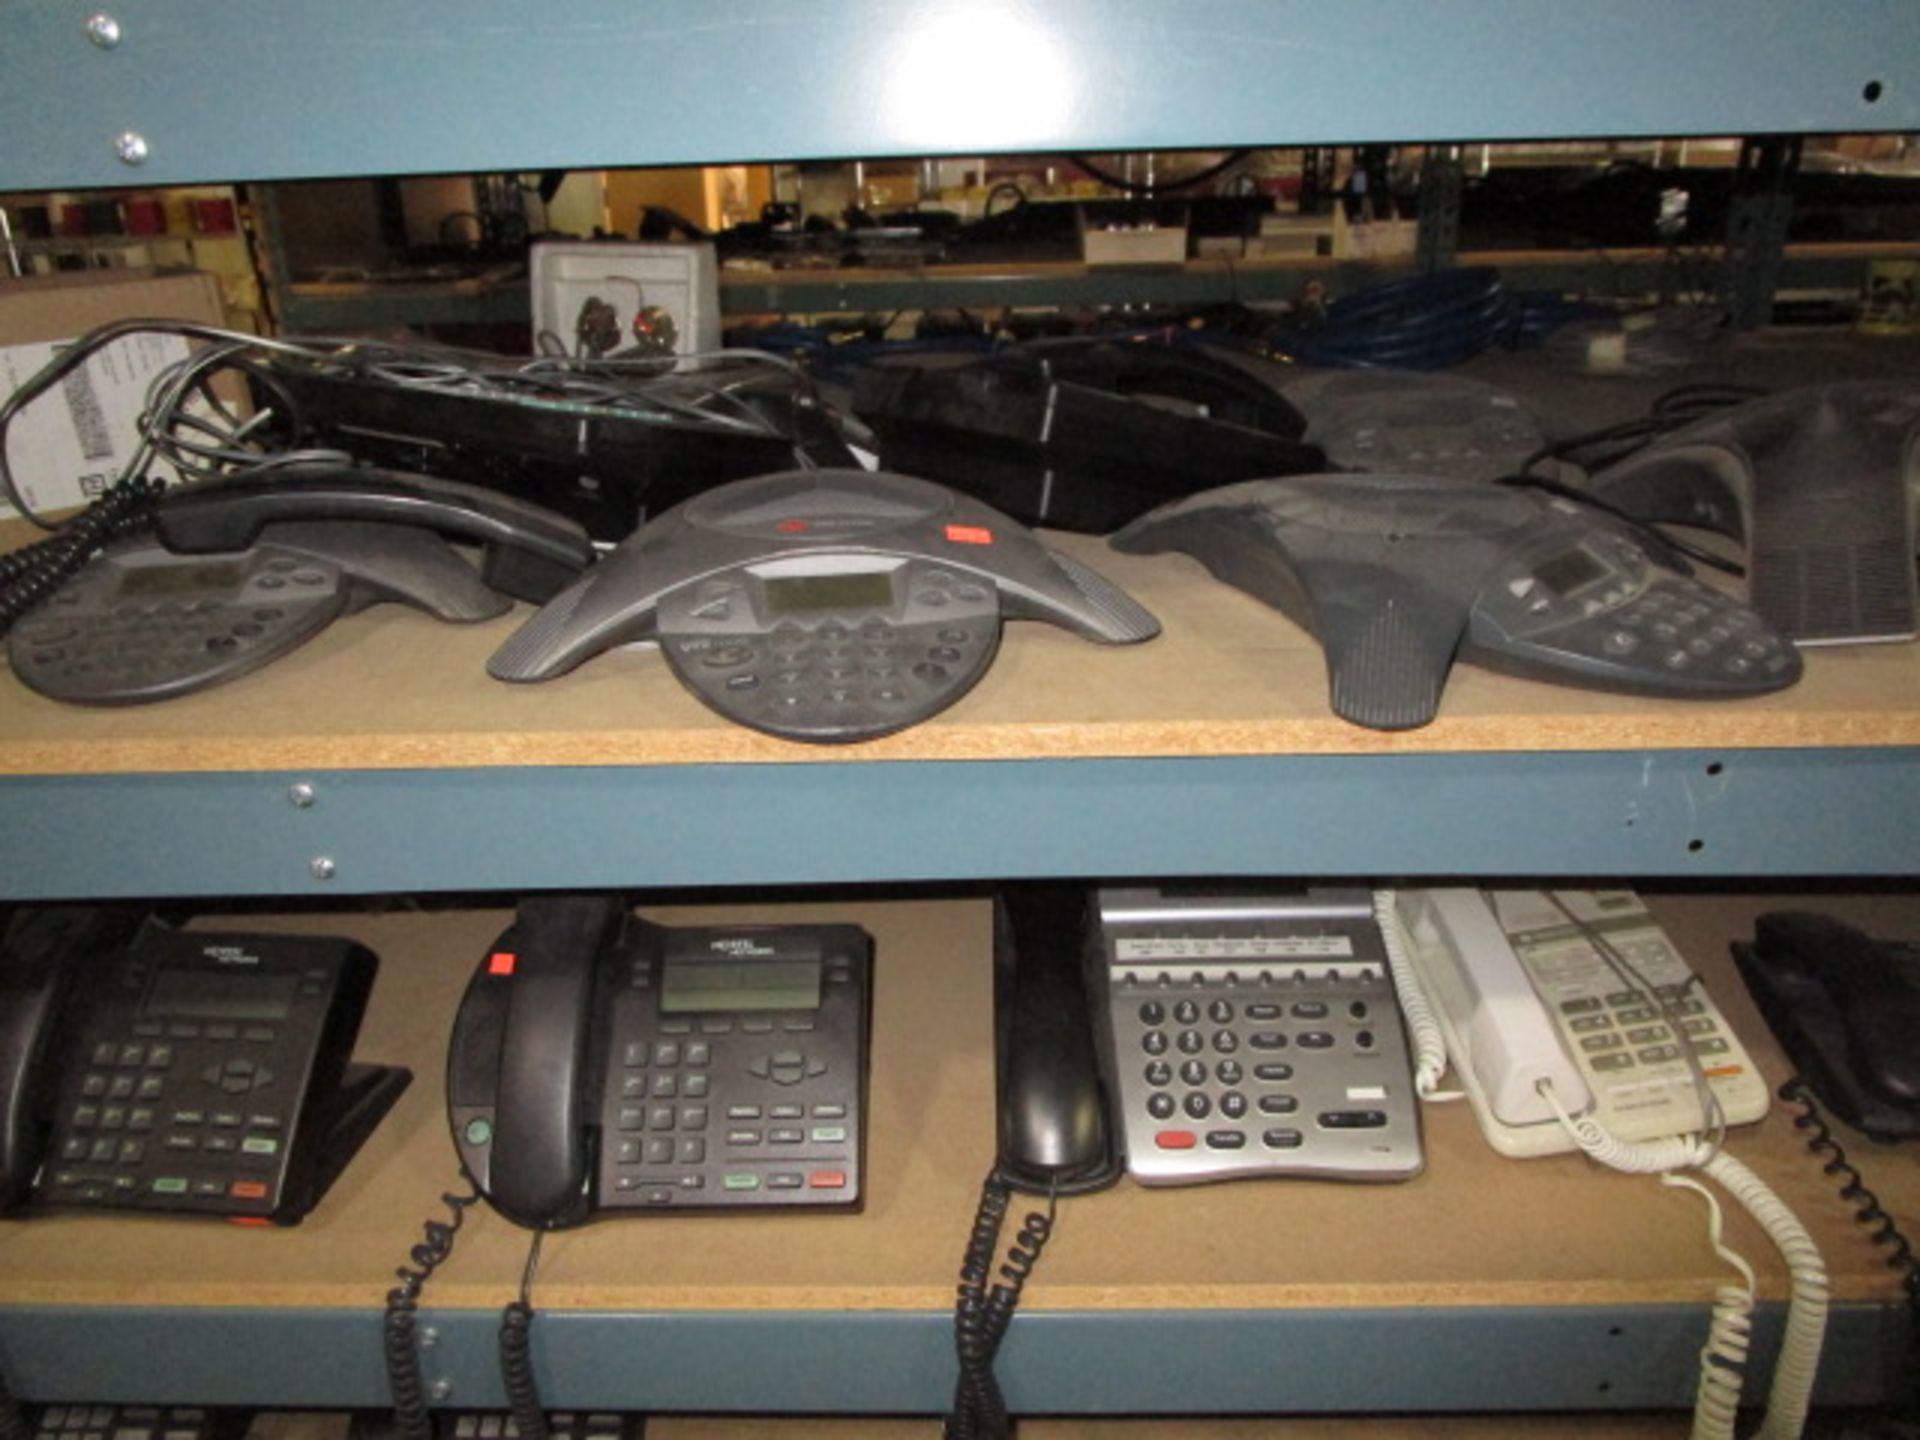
[2,530,1918,779]
[1,892,1914,1321]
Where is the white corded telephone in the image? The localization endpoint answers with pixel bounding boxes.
[1382,887,1769,1156]
[1377,887,1825,1440]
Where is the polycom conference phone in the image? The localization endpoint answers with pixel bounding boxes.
[488,468,1160,742]
[1110,473,1801,729]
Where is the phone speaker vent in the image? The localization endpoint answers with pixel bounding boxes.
[487,579,591,681]
[1047,549,1161,642]
[1327,602,1444,730]
[1751,536,1917,642]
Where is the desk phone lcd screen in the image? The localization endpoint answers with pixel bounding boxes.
[448,898,872,1227]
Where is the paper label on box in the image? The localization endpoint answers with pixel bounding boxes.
[0,333,200,519]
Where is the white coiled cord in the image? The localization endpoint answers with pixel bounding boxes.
[1372,890,1461,1102]
[1663,1174,1757,1440]
[1544,1084,1829,1440]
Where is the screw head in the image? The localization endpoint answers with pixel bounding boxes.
[86,13,122,47]
[287,781,317,808]
[310,857,337,882]
[428,1380,453,1402]
[114,130,150,166]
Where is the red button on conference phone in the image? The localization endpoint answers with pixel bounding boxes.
[229,1180,268,1200]
[808,1170,847,1189]
[1155,1131,1198,1150]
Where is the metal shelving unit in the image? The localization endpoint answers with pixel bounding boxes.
[2,0,1919,1419]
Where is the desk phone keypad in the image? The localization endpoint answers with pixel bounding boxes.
[437,1412,641,1440]
[1097,890,1423,1185]
[1491,890,1771,1139]
[43,934,358,1218]
[655,560,1001,741]
[1482,528,1798,694]
[10,545,346,705]
[32,1405,247,1440]
[596,926,870,1209]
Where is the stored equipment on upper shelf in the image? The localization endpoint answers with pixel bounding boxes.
[1109,473,1802,730]
[1278,368,1549,483]
[1092,886,1423,1184]
[447,896,872,1228]
[850,338,1324,533]
[488,468,1160,743]
[1582,382,1920,645]
[0,906,410,1224]
[1734,910,1920,1141]
[7,463,595,706]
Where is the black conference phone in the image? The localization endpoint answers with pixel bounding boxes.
[447,896,872,1227]
[8,463,596,705]
[487,468,1159,742]
[1734,911,1920,1142]
[1110,473,1802,730]
[0,907,410,1223]
[1584,382,1920,646]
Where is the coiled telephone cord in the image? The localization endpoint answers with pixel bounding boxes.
[1372,890,1462,1102]
[0,1368,28,1440]
[500,1230,550,1440]
[1546,1085,1829,1440]
[945,1168,1058,1440]
[0,476,163,640]
[1780,1077,1920,1412]
[384,1185,483,1440]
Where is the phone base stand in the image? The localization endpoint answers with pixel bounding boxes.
[288,1062,414,1224]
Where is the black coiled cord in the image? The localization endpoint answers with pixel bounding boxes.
[0,1366,29,1440]
[945,1168,1058,1440]
[1781,1077,1920,1412]
[500,1230,550,1440]
[0,477,165,640]
[384,1186,483,1440]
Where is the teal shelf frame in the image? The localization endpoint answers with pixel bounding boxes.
[3,0,1919,1421]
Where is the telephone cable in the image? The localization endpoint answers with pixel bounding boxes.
[1780,1077,1920,1415]
[499,1229,551,1440]
[945,1167,1058,1440]
[0,1367,27,1440]
[384,1184,483,1440]
[1662,1174,1759,1440]
[0,474,163,640]
[1371,890,1462,1103]
[1545,1084,1829,1440]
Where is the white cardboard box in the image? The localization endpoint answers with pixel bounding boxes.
[529,240,721,360]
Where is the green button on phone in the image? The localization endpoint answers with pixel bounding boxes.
[152,1177,189,1195]
[241,1136,279,1156]
[723,1173,761,1191]
[465,1117,493,1146]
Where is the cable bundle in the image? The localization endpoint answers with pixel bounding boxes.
[0,475,163,639]
[1277,268,1520,370]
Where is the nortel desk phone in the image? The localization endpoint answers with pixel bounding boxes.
[447,896,872,1226]
[0,907,409,1223]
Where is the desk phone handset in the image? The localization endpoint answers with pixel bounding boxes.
[9,464,595,705]
[487,468,1160,742]
[447,896,873,1227]
[1734,910,1920,1141]
[1386,888,1768,1157]
[0,907,409,1222]
[1110,474,1801,730]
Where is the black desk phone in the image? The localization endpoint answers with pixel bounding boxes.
[1110,473,1802,730]
[486,468,1160,743]
[447,896,872,1227]
[0,907,410,1223]
[1734,911,1920,1142]
[8,463,595,706]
